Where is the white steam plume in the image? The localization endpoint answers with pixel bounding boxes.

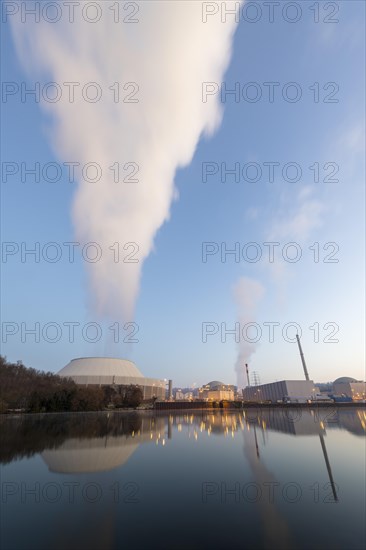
[10,1,241,321]
[233,277,265,388]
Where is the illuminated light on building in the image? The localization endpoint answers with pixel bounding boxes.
[332,377,366,401]
[198,381,236,401]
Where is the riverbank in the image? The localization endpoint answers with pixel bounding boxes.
[154,400,365,410]
[2,401,364,416]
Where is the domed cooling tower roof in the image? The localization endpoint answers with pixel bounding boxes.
[58,357,144,378]
[333,376,357,384]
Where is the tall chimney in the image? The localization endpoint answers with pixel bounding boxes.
[168,379,173,400]
[296,334,310,381]
[245,363,251,387]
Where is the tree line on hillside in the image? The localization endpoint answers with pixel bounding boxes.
[0,357,143,413]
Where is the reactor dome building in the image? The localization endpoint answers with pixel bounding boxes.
[57,357,166,400]
[333,376,366,400]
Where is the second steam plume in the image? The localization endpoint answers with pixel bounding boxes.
[234,277,265,388]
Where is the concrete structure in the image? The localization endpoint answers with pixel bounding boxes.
[204,380,236,391]
[204,389,235,401]
[175,390,185,401]
[172,390,194,401]
[168,380,173,400]
[184,391,194,400]
[199,381,236,401]
[242,380,317,403]
[58,357,165,400]
[296,333,310,380]
[333,377,366,401]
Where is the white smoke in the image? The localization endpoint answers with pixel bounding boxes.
[233,277,265,388]
[10,1,241,321]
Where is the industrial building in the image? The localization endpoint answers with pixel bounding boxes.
[58,357,166,400]
[174,391,194,401]
[242,380,317,403]
[242,334,334,404]
[332,377,366,401]
[199,381,235,401]
[175,390,184,401]
[205,389,235,401]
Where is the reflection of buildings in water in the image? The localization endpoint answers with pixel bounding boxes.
[330,409,366,436]
[42,437,140,474]
[36,409,365,503]
[159,407,366,441]
[40,416,167,474]
[242,409,339,502]
[3,408,365,474]
[170,408,365,503]
[244,409,325,436]
[318,434,338,502]
[167,411,244,439]
[242,408,366,437]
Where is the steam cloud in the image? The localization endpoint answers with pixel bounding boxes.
[233,277,265,388]
[10,1,241,321]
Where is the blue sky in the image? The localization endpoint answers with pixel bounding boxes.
[1,1,365,387]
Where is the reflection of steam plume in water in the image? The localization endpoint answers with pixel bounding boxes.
[10,2,242,322]
[233,278,264,388]
[242,424,293,549]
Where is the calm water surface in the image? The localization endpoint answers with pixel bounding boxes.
[1,408,365,550]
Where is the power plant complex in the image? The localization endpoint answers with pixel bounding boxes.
[241,336,321,403]
[58,336,365,405]
[242,336,365,404]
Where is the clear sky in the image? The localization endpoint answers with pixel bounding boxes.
[1,1,365,387]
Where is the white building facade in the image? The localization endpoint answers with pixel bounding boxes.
[242,380,317,403]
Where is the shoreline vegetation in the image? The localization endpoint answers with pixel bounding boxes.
[0,356,144,413]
